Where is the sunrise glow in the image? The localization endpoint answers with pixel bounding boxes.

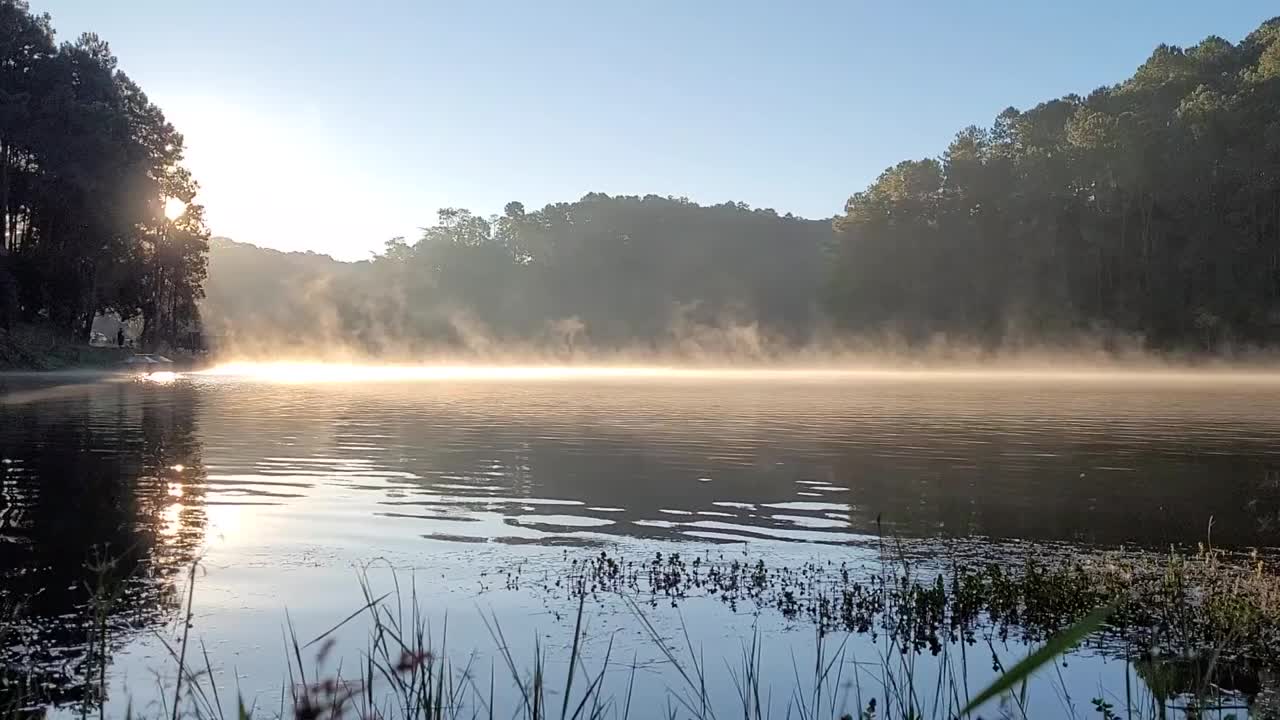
[194,362,1280,385]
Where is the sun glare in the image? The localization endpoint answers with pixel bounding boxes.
[141,371,180,384]
[164,197,187,221]
[198,363,703,383]
[194,362,1280,385]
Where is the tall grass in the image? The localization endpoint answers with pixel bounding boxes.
[6,544,1278,719]
[119,567,1125,719]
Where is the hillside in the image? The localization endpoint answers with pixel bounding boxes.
[202,195,830,358]
[202,237,365,352]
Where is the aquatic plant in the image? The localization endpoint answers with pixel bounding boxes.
[505,546,1280,669]
[9,543,1280,718]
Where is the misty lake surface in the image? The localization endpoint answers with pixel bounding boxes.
[4,368,1280,716]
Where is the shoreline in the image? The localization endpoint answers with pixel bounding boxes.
[0,333,129,371]
[196,360,1280,385]
[0,324,207,372]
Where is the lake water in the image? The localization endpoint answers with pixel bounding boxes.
[4,368,1280,717]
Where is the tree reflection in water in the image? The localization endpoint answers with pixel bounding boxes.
[0,379,206,713]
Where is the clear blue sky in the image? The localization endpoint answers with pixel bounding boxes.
[34,1,1280,260]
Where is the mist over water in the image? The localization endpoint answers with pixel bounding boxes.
[195,358,1280,387]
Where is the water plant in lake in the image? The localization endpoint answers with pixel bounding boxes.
[500,545,1280,669]
[6,543,1280,718]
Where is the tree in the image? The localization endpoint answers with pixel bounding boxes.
[0,2,208,349]
[201,195,829,356]
[827,16,1280,352]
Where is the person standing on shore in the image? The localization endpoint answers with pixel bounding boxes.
[117,328,125,348]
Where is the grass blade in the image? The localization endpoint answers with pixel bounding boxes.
[960,604,1113,717]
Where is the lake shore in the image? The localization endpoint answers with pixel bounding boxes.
[0,324,130,371]
[0,323,211,372]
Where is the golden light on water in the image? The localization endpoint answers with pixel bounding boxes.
[199,362,748,383]
[141,371,180,384]
[159,502,183,538]
[196,361,1280,385]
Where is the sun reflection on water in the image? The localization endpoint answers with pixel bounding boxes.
[140,371,180,384]
[158,501,184,538]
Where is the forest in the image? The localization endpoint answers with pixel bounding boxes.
[204,17,1280,357]
[4,2,1280,358]
[202,198,829,357]
[0,1,208,349]
[826,18,1280,350]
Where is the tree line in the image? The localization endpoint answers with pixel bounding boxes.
[206,17,1280,357]
[0,1,208,348]
[203,195,829,357]
[6,4,1279,357]
[827,17,1280,351]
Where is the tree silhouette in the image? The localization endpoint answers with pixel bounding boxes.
[827,18,1280,351]
[0,1,208,350]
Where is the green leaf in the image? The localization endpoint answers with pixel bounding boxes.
[961,604,1113,717]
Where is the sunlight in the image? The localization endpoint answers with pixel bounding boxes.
[199,362,701,383]
[205,503,244,542]
[164,197,187,221]
[195,361,1280,385]
[159,502,183,538]
[141,371,180,384]
[158,96,410,260]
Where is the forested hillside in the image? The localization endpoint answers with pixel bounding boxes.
[826,19,1280,350]
[203,196,828,356]
[205,18,1280,357]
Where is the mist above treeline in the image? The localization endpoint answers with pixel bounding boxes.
[206,15,1280,361]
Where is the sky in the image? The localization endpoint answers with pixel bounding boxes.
[33,1,1280,261]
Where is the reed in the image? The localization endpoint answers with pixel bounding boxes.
[7,543,1279,719]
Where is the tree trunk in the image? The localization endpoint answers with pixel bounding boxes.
[1273,201,1280,301]
[85,266,99,343]
[20,207,31,252]
[0,141,9,255]
[143,261,162,351]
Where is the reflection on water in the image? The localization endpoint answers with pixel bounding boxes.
[185,372,1280,548]
[4,370,1280,712]
[0,378,206,709]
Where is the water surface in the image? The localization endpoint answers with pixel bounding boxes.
[3,368,1280,715]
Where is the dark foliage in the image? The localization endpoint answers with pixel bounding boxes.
[827,19,1280,351]
[203,196,828,356]
[0,0,208,349]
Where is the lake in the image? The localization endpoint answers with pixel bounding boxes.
[4,367,1280,718]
